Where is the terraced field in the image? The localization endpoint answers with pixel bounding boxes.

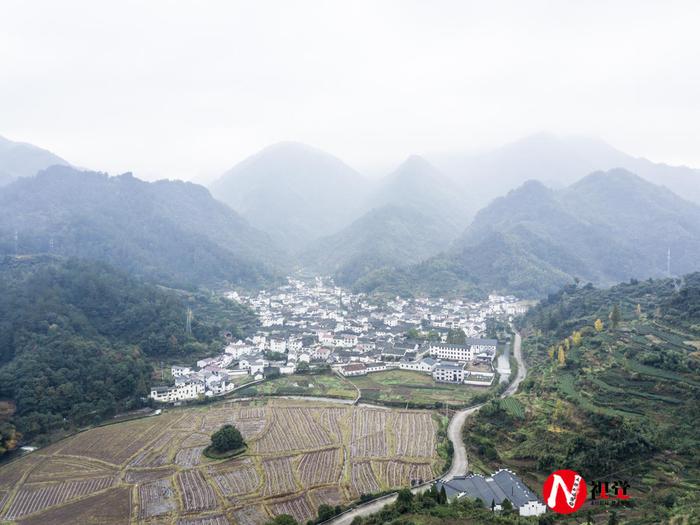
[0,399,441,524]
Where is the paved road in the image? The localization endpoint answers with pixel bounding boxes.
[496,342,511,383]
[325,328,527,524]
[501,330,526,399]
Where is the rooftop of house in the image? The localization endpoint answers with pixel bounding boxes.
[437,470,540,509]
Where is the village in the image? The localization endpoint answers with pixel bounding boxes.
[150,277,528,403]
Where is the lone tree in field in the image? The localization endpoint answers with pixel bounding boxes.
[210,424,244,453]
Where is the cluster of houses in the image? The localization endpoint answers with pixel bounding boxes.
[150,278,526,403]
[335,339,498,386]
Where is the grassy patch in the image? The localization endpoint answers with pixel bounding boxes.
[348,369,493,407]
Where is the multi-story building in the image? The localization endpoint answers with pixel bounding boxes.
[432,361,466,383]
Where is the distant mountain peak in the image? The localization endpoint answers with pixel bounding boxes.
[0,135,70,186]
[392,154,441,178]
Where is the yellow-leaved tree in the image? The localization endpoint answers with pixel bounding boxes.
[557,345,566,366]
[572,331,582,346]
[594,319,604,332]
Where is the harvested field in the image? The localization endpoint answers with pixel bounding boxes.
[209,458,260,496]
[394,412,436,457]
[2,476,115,520]
[124,467,176,483]
[175,446,205,468]
[26,457,115,482]
[349,461,380,497]
[231,505,269,525]
[267,494,315,524]
[0,399,440,524]
[177,469,218,512]
[181,433,211,448]
[17,485,131,525]
[261,456,298,497]
[298,448,342,486]
[58,415,172,465]
[350,409,390,457]
[374,460,434,488]
[138,478,177,518]
[309,486,344,507]
[0,455,39,489]
[319,407,348,442]
[255,407,332,453]
[177,515,230,525]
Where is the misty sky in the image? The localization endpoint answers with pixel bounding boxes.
[2,0,699,182]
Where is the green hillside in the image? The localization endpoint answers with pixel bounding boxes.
[0,256,257,454]
[301,205,453,285]
[462,275,700,523]
[358,170,700,298]
[0,166,283,289]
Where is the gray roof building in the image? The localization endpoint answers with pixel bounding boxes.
[436,469,546,517]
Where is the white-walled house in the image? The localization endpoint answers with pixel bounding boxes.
[339,362,368,376]
[269,338,287,353]
[429,343,474,362]
[171,365,192,378]
[150,381,204,402]
[433,361,466,383]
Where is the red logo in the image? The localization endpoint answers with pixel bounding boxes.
[543,469,587,514]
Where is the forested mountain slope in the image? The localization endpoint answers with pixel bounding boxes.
[356,170,700,298]
[0,166,282,289]
[301,205,453,285]
[0,256,257,454]
[462,275,700,523]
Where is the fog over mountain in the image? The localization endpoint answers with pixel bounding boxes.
[355,169,700,298]
[211,142,367,249]
[429,133,700,214]
[0,135,70,187]
[0,166,281,288]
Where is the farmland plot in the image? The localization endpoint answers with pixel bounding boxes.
[261,456,298,497]
[177,515,230,525]
[349,461,380,496]
[255,407,332,453]
[209,458,260,497]
[27,457,115,483]
[231,505,269,525]
[138,478,177,518]
[394,412,436,457]
[181,432,211,448]
[297,448,342,486]
[175,446,205,468]
[309,486,344,507]
[58,415,170,465]
[350,409,390,457]
[177,470,218,512]
[0,455,39,489]
[374,460,434,489]
[124,468,176,483]
[0,399,441,523]
[17,485,132,525]
[2,476,115,520]
[267,494,315,524]
[319,407,348,442]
